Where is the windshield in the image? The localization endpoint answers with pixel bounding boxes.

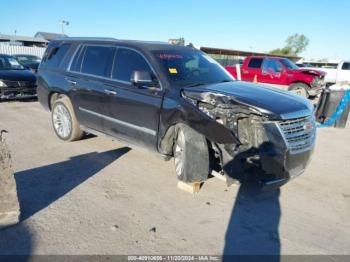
[0,56,25,70]
[152,50,234,87]
[16,55,41,64]
[280,58,299,70]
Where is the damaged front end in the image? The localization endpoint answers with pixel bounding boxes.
[182,89,316,187]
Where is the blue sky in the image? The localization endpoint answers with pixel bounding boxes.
[1,0,349,60]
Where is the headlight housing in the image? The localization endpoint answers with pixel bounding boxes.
[0,80,7,87]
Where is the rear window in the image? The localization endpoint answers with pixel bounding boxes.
[42,43,71,68]
[80,46,115,77]
[342,62,350,70]
[247,58,263,69]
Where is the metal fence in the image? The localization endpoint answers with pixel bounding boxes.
[0,44,46,58]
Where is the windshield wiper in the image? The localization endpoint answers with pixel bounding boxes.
[217,80,232,83]
[184,83,208,88]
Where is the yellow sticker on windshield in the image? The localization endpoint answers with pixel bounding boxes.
[169,68,178,74]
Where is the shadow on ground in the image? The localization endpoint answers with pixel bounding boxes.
[223,179,281,261]
[16,147,131,220]
[0,147,130,256]
[222,146,281,261]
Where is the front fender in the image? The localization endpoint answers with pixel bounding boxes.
[158,96,238,155]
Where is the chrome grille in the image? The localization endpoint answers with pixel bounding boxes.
[2,80,36,88]
[278,116,316,154]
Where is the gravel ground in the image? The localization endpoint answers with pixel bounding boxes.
[0,100,349,256]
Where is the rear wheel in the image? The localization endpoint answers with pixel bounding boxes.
[173,124,209,183]
[288,83,309,98]
[51,96,83,141]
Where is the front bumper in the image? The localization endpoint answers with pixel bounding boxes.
[0,86,37,100]
[308,86,323,96]
[258,143,314,187]
[220,116,316,187]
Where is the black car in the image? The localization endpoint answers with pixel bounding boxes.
[12,54,41,73]
[37,38,316,187]
[0,54,37,100]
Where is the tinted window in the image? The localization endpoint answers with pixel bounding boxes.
[81,46,115,77]
[44,43,71,68]
[247,58,263,69]
[113,48,151,82]
[70,46,85,72]
[342,62,350,70]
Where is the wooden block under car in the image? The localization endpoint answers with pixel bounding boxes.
[177,181,201,194]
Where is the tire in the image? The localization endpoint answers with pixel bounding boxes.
[51,96,83,141]
[288,83,309,98]
[173,124,209,183]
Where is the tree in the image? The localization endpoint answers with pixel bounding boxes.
[269,34,309,56]
[269,47,293,56]
[285,34,309,55]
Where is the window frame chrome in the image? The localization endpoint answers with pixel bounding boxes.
[66,43,163,91]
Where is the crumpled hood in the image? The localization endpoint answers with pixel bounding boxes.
[183,81,314,120]
[0,69,36,81]
[294,68,326,77]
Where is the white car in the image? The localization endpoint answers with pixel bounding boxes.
[305,61,350,86]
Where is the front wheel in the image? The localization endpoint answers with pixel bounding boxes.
[51,96,83,141]
[173,124,209,183]
[288,83,309,98]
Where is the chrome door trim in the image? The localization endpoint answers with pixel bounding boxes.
[79,107,157,136]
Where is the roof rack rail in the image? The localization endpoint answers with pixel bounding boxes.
[58,37,118,41]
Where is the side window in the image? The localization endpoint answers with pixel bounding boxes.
[42,43,71,68]
[247,58,263,69]
[81,46,115,77]
[113,48,152,82]
[342,62,350,70]
[70,46,85,72]
[263,59,283,72]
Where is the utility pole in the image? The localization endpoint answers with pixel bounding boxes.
[59,20,69,34]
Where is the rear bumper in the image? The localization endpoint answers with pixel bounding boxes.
[0,86,37,100]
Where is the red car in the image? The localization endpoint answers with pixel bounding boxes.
[226,56,326,98]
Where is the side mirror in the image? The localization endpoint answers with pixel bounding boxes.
[131,71,155,87]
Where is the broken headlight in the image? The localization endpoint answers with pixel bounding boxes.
[0,80,7,87]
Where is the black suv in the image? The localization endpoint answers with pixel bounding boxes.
[37,38,316,186]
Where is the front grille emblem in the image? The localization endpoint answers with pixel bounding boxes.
[304,122,313,131]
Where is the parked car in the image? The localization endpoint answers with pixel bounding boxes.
[304,61,350,86]
[296,63,313,68]
[12,54,41,73]
[0,54,37,100]
[37,38,317,187]
[226,56,326,98]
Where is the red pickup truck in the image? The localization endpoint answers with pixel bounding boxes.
[226,56,326,98]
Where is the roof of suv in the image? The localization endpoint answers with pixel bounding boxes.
[51,37,195,52]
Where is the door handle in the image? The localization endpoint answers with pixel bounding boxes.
[242,70,249,74]
[104,89,118,96]
[66,79,77,86]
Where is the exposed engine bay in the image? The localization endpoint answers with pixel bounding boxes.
[182,89,315,186]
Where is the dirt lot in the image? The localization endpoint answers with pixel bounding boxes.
[0,100,349,256]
